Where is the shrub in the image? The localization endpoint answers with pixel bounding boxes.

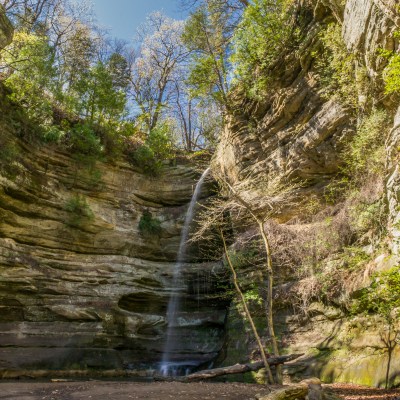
[138,210,162,238]
[0,140,21,179]
[68,123,103,158]
[64,195,94,227]
[351,265,400,388]
[4,32,56,131]
[99,120,138,159]
[231,0,296,97]
[228,248,261,271]
[0,141,19,165]
[344,109,389,180]
[41,125,65,144]
[314,23,365,108]
[381,30,400,95]
[383,52,400,94]
[354,266,400,316]
[129,124,174,176]
[132,145,162,176]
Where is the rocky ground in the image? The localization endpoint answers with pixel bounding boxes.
[0,381,399,400]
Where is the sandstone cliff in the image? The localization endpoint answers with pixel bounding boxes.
[1,0,400,388]
[0,132,228,377]
[215,0,400,388]
[0,8,230,378]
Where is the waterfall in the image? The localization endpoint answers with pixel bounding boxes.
[160,167,210,376]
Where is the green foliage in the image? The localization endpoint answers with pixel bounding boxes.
[138,210,162,238]
[340,247,371,272]
[309,247,371,305]
[68,123,103,162]
[4,32,56,129]
[107,52,131,91]
[353,266,400,321]
[182,2,230,107]
[132,145,161,175]
[324,109,389,233]
[129,124,174,176]
[72,61,127,124]
[231,0,295,97]
[351,200,385,235]
[64,195,94,227]
[323,176,351,204]
[186,53,227,104]
[344,109,389,179]
[352,265,400,388]
[243,288,263,306]
[315,24,361,108]
[382,49,400,94]
[2,6,216,160]
[0,139,21,179]
[225,248,264,310]
[3,30,130,159]
[227,248,260,271]
[0,141,19,165]
[41,125,65,143]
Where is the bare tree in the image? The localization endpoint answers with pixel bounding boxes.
[169,79,222,151]
[193,171,297,384]
[220,227,274,384]
[223,178,296,385]
[129,12,189,133]
[2,0,62,31]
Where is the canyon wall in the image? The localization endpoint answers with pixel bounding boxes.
[216,0,400,388]
[0,92,227,378]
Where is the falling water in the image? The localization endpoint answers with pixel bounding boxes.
[160,167,210,376]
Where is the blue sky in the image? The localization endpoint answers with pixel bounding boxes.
[92,0,187,42]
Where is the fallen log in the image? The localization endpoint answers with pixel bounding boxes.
[154,353,303,382]
[256,384,309,400]
[256,378,343,400]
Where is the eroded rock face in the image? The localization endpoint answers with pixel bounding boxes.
[0,128,228,377]
[216,0,400,388]
[342,0,398,77]
[214,9,353,217]
[386,106,400,258]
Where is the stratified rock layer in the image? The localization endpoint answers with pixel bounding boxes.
[216,0,400,388]
[0,120,227,376]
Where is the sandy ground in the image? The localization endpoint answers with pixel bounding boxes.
[0,381,399,400]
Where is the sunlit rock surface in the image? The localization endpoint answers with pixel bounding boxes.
[216,0,400,388]
[0,124,228,377]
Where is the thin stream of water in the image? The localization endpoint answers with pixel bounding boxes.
[160,167,210,376]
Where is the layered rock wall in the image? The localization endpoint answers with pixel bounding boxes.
[0,110,227,377]
[216,0,400,388]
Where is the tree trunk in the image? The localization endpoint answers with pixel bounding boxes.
[257,385,309,400]
[258,219,282,384]
[220,230,274,385]
[385,346,392,389]
[154,354,303,382]
[222,181,282,383]
[238,0,249,7]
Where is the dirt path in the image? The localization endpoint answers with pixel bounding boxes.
[1,381,399,400]
[327,383,400,400]
[0,381,272,400]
